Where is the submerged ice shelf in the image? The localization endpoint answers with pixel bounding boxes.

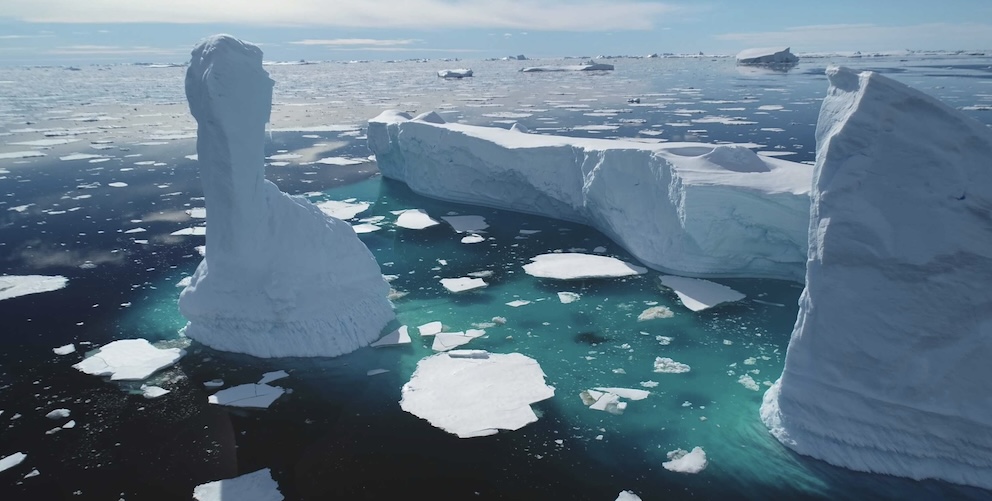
[178,35,394,358]
[368,110,812,281]
[762,66,992,489]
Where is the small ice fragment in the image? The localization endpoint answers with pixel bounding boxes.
[23,469,40,478]
[663,447,708,474]
[557,292,580,304]
[440,277,487,293]
[142,385,170,399]
[654,357,691,374]
[0,275,68,301]
[523,253,646,280]
[192,468,284,501]
[62,420,75,429]
[432,333,475,352]
[417,321,443,337]
[616,491,642,501]
[0,452,27,473]
[506,300,530,307]
[461,234,485,244]
[370,326,411,347]
[659,275,745,311]
[638,306,674,321]
[203,379,224,388]
[208,384,285,409]
[593,387,650,400]
[738,374,760,391]
[395,209,439,229]
[53,344,76,355]
[45,409,70,419]
[640,381,659,388]
[72,339,185,381]
[257,370,289,385]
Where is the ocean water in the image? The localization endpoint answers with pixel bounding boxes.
[1,55,991,500]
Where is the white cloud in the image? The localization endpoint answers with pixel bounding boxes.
[291,38,420,46]
[4,0,685,31]
[716,23,992,52]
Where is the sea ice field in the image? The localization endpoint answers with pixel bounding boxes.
[1,53,991,499]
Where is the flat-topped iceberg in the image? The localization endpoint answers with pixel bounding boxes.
[761,66,992,489]
[0,275,67,301]
[179,35,394,358]
[736,47,799,66]
[520,62,614,72]
[369,111,812,280]
[73,339,185,381]
[437,69,473,78]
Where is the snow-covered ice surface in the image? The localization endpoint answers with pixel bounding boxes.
[178,35,394,358]
[523,253,647,280]
[0,275,68,301]
[437,69,473,78]
[72,339,185,381]
[192,468,283,501]
[659,275,745,311]
[761,66,992,489]
[369,111,812,281]
[663,447,708,473]
[400,351,555,438]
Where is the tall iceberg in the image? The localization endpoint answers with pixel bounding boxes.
[761,66,992,488]
[369,112,812,281]
[179,35,394,358]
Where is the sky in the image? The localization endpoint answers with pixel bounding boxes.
[1,0,991,65]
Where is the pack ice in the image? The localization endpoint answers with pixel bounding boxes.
[178,35,394,358]
[369,111,812,280]
[761,66,992,489]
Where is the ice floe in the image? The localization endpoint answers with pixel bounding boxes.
[192,468,283,501]
[417,321,443,336]
[400,351,554,438]
[637,306,674,321]
[395,209,440,229]
[0,275,68,301]
[653,357,690,374]
[440,277,488,293]
[0,452,26,473]
[257,370,289,385]
[522,253,647,280]
[557,292,580,304]
[659,275,745,311]
[316,199,370,220]
[141,385,170,398]
[72,339,185,381]
[208,383,285,409]
[662,447,708,473]
[437,69,473,78]
[53,343,76,355]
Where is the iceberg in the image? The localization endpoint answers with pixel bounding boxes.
[523,253,647,280]
[662,447,708,474]
[520,62,614,72]
[369,112,812,280]
[761,66,992,489]
[736,47,799,66]
[178,35,394,358]
[437,69,473,78]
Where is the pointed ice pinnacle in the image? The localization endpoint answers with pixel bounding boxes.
[761,66,992,489]
[178,35,394,358]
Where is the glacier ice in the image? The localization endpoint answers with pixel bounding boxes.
[369,111,812,280]
[761,66,992,489]
[178,35,394,358]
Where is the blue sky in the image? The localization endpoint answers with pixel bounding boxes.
[1,0,991,65]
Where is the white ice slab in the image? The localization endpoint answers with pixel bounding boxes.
[208,384,285,409]
[461,234,485,244]
[192,468,284,501]
[593,387,650,400]
[170,226,206,236]
[257,370,289,385]
[351,223,381,233]
[637,306,674,321]
[431,332,476,352]
[316,200,370,220]
[523,253,647,280]
[45,409,70,419]
[440,277,487,293]
[141,385,170,398]
[653,357,691,374]
[442,215,488,233]
[53,343,76,355]
[417,321,443,337]
[506,300,530,307]
[0,275,68,301]
[662,447,708,473]
[0,452,26,473]
[659,275,745,311]
[400,352,555,438]
[370,326,411,347]
[72,339,185,381]
[395,209,440,229]
[557,292,580,304]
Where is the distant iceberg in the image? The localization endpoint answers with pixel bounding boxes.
[369,111,812,281]
[736,47,799,66]
[762,66,992,489]
[437,69,473,78]
[179,35,394,358]
[520,62,614,72]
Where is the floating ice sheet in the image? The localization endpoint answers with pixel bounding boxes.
[659,275,745,311]
[0,452,26,473]
[440,277,487,293]
[316,200,370,220]
[662,447,708,473]
[395,209,440,229]
[72,339,185,381]
[208,384,285,409]
[192,468,284,501]
[400,352,555,438]
[523,253,647,280]
[370,326,411,347]
[0,275,68,301]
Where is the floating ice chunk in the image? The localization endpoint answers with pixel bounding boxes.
[417,321,443,337]
[141,385,170,398]
[593,387,650,400]
[431,332,476,352]
[588,392,623,413]
[257,370,289,385]
[59,153,106,161]
[736,47,798,66]
[124,227,146,234]
[53,344,76,355]
[400,352,555,438]
[208,384,285,409]
[616,491,642,501]
[460,234,485,244]
[437,69,473,79]
[557,292,580,304]
[203,379,224,388]
[366,369,389,376]
[370,325,411,347]
[315,156,366,166]
[440,277,487,293]
[395,209,439,229]
[170,226,206,236]
[23,469,39,479]
[523,253,647,280]
[316,200,369,220]
[663,447,708,473]
[351,223,381,233]
[653,357,690,374]
[187,207,206,218]
[506,300,530,307]
[62,420,75,429]
[0,151,45,160]
[192,468,283,501]
[637,306,673,321]
[108,182,128,188]
[738,374,760,391]
[0,275,68,301]
[10,138,81,146]
[520,63,614,72]
[659,275,745,311]
[442,215,488,233]
[0,452,26,473]
[640,381,659,388]
[72,339,185,381]
[447,349,489,359]
[46,409,70,419]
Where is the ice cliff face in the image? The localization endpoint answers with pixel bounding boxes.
[761,66,992,488]
[369,112,812,281]
[179,35,394,358]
